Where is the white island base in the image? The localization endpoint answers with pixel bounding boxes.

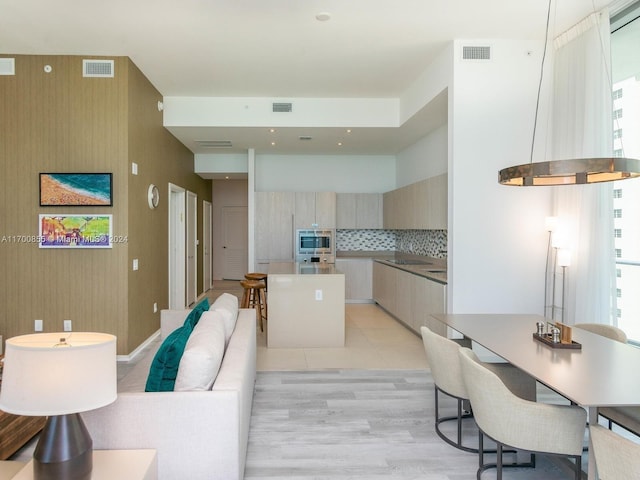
[267,262,345,348]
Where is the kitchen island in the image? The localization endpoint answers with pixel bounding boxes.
[267,262,345,348]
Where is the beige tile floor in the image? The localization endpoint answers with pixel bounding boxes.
[256,303,428,371]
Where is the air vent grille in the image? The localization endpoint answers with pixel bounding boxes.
[0,58,15,75]
[462,46,491,61]
[196,140,233,148]
[299,136,312,141]
[273,102,293,113]
[83,59,114,78]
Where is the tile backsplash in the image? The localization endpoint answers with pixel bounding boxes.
[337,229,447,258]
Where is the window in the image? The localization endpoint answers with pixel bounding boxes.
[611,4,640,342]
[614,148,624,157]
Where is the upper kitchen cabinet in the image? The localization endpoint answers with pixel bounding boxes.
[295,192,336,229]
[336,193,383,229]
[383,174,447,230]
[255,191,295,263]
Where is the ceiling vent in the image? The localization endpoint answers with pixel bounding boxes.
[299,136,313,141]
[0,58,15,75]
[196,140,233,148]
[462,45,491,61]
[83,59,115,78]
[273,102,293,113]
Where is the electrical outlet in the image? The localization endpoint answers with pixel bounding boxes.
[133,259,139,271]
[315,289,323,301]
[63,320,72,332]
[153,302,158,313]
[34,319,43,331]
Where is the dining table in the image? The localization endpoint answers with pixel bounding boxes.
[431,313,640,480]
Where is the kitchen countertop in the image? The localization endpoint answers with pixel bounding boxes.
[336,250,447,284]
[268,262,343,275]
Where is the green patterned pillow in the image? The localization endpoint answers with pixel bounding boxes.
[145,298,210,392]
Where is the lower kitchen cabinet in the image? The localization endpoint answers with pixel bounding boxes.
[372,261,446,335]
[336,258,373,303]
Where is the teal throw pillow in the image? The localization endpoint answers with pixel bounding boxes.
[145,298,210,392]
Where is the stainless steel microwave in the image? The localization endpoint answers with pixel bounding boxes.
[295,229,335,263]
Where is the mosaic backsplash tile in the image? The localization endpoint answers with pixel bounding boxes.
[337,229,447,258]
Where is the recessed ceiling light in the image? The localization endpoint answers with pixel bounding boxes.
[346,129,352,133]
[271,142,276,146]
[337,142,343,147]
[315,12,331,22]
[269,128,276,133]
[225,176,229,180]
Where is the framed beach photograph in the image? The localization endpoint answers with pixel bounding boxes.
[38,214,113,248]
[40,173,113,206]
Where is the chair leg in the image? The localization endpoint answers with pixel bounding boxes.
[496,442,503,480]
[574,455,582,480]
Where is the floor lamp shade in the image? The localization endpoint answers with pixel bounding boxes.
[0,332,116,480]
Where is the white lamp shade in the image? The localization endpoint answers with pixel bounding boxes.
[0,332,117,416]
[557,249,572,267]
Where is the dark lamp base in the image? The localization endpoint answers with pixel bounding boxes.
[33,413,93,480]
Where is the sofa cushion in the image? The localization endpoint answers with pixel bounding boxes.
[175,310,226,391]
[211,293,239,345]
[145,298,210,392]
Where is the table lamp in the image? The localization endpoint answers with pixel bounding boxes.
[0,332,116,480]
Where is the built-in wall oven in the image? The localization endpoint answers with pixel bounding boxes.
[295,229,335,263]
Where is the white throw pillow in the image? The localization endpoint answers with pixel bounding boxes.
[211,293,239,345]
[174,310,226,391]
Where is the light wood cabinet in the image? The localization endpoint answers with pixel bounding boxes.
[373,261,447,335]
[255,191,295,263]
[382,174,447,230]
[372,261,397,313]
[337,193,382,229]
[336,258,373,302]
[295,191,336,229]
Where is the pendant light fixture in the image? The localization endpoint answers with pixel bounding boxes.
[498,0,640,186]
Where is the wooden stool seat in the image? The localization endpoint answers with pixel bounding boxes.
[240,279,267,332]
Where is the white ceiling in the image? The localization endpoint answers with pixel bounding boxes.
[1,0,614,156]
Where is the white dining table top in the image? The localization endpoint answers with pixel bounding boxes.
[431,313,640,408]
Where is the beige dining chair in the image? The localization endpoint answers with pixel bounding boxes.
[458,347,587,480]
[574,323,637,435]
[420,326,536,453]
[574,323,627,343]
[590,424,640,479]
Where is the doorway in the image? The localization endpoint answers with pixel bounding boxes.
[186,191,197,307]
[222,206,248,280]
[168,183,186,309]
[203,200,212,292]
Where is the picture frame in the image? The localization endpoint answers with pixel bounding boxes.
[38,214,113,248]
[39,173,113,206]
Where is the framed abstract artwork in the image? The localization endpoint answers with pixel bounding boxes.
[38,214,113,248]
[39,173,113,206]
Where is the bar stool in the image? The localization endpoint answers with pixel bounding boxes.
[244,272,267,292]
[240,279,267,332]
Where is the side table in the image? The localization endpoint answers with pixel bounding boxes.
[12,449,158,480]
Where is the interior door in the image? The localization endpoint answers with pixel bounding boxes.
[222,206,248,280]
[203,200,212,292]
[186,191,197,306]
[168,184,186,309]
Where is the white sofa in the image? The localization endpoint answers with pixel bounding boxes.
[83,304,257,480]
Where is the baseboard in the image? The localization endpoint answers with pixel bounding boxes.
[116,329,161,363]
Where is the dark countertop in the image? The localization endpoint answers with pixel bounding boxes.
[336,250,447,285]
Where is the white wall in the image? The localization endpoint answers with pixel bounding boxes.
[396,124,448,187]
[254,154,396,193]
[448,39,552,314]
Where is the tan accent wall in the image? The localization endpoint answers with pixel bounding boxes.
[0,55,211,354]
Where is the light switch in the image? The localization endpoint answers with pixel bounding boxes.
[315,289,323,301]
[133,259,139,270]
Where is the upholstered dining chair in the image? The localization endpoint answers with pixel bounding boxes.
[574,323,636,434]
[574,323,627,343]
[590,424,640,479]
[420,326,536,453]
[458,347,587,480]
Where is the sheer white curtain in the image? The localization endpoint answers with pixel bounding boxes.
[550,9,617,326]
